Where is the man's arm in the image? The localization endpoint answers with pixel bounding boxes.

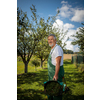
[53,56,61,81]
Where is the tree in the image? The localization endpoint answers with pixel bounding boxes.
[71,23,84,55]
[34,17,68,68]
[35,38,50,68]
[32,8,68,68]
[17,5,68,71]
[33,16,56,68]
[30,6,54,68]
[17,6,43,73]
[33,17,49,68]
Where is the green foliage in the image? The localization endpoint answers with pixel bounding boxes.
[17,6,45,73]
[32,7,68,68]
[17,4,68,72]
[64,49,74,54]
[31,60,40,67]
[71,23,84,55]
[31,60,40,71]
[17,56,23,61]
[33,17,51,68]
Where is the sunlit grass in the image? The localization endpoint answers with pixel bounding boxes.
[17,59,84,100]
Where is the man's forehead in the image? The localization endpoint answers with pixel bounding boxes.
[48,36,54,39]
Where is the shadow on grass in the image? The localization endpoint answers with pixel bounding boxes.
[63,92,84,100]
[17,88,45,100]
[17,71,48,100]
[63,59,72,65]
[62,88,84,100]
[17,71,48,87]
[64,71,84,85]
[17,60,84,100]
[63,60,84,84]
[17,86,84,100]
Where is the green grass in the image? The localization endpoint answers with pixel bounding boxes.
[17,59,84,100]
[17,56,47,74]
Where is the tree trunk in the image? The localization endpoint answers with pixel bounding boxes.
[24,62,28,73]
[40,58,43,68]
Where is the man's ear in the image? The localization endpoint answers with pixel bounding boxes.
[55,39,56,43]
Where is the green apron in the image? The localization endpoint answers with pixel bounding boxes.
[47,45,64,100]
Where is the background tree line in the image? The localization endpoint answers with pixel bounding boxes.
[63,49,74,54]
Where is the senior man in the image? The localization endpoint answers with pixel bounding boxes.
[47,34,64,100]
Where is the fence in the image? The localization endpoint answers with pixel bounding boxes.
[71,54,84,64]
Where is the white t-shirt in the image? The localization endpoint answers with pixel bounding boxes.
[50,44,63,66]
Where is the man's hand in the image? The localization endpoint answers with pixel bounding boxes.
[53,75,58,81]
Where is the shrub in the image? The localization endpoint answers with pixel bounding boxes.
[17,56,22,61]
[31,60,40,71]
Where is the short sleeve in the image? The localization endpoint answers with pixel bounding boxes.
[54,46,63,58]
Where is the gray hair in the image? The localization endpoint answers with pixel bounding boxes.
[48,34,56,40]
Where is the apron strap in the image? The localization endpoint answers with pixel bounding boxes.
[50,44,57,55]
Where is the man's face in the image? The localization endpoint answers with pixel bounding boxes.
[48,36,56,47]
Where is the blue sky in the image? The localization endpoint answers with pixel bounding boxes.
[17,0,84,52]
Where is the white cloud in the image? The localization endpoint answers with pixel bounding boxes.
[71,10,84,22]
[58,1,84,22]
[76,27,84,34]
[52,19,80,52]
[53,19,64,32]
[54,19,64,26]
[65,40,80,52]
[53,19,76,40]
[59,3,72,18]
[61,1,68,4]
[52,19,81,52]
[53,19,75,32]
[65,41,74,51]
[64,23,74,29]
[67,29,76,40]
[74,47,80,52]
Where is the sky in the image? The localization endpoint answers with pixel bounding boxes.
[17,0,84,52]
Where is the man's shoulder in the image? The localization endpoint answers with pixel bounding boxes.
[54,44,63,52]
[53,44,63,57]
[56,44,62,50]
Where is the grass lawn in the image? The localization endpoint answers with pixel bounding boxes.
[17,59,84,100]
